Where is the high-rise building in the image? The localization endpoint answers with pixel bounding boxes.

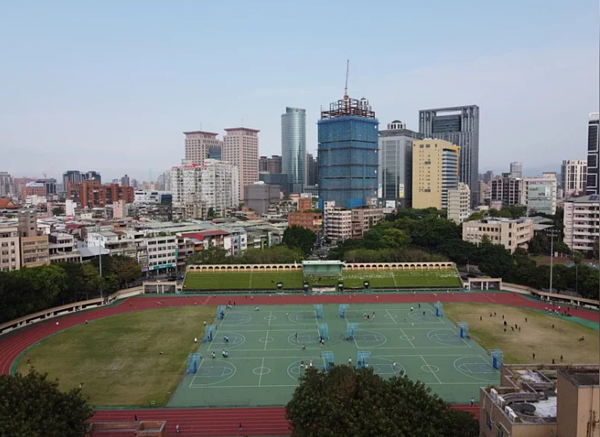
[207,145,222,160]
[411,139,460,210]
[482,170,494,184]
[307,153,318,186]
[184,131,222,166]
[490,174,523,207]
[523,173,557,215]
[318,96,379,209]
[223,128,260,201]
[563,194,599,253]
[83,171,101,182]
[121,174,130,187]
[258,155,282,174]
[62,170,83,193]
[586,113,599,195]
[561,160,587,197]
[0,172,15,198]
[170,159,239,219]
[282,107,307,192]
[379,120,423,208]
[447,182,471,224]
[509,162,523,179]
[419,106,480,205]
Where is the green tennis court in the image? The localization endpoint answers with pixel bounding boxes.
[168,302,499,407]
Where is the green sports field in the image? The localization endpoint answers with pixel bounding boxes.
[184,269,462,290]
[169,302,499,407]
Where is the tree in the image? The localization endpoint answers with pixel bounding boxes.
[465,212,485,221]
[380,228,412,249]
[207,207,216,218]
[0,370,94,437]
[283,226,317,256]
[286,365,478,437]
[51,206,64,216]
[91,255,141,288]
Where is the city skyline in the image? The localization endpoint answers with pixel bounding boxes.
[0,1,598,182]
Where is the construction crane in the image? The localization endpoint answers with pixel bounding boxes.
[343,59,350,101]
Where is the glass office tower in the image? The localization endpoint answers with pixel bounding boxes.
[281,107,306,193]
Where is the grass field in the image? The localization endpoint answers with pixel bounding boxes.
[184,269,462,290]
[17,306,214,406]
[444,303,599,365]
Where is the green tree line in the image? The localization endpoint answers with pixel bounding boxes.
[0,255,142,324]
[328,208,599,299]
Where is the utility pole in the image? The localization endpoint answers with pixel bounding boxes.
[549,230,554,293]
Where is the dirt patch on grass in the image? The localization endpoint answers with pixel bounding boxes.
[444,303,599,365]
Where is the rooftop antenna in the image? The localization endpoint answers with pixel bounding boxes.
[344,59,350,101]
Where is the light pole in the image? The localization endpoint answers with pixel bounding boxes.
[549,229,554,293]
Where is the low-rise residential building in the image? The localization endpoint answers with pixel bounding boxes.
[479,364,598,437]
[323,201,352,243]
[447,182,471,224]
[462,217,534,253]
[288,211,322,233]
[0,225,20,271]
[563,194,600,254]
[297,197,312,212]
[351,207,384,239]
[20,234,50,267]
[48,233,82,264]
[85,230,137,258]
[146,235,177,273]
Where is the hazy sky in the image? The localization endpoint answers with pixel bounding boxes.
[1,0,598,182]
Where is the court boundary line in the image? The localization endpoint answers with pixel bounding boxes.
[419,355,443,384]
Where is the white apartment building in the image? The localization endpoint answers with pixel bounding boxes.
[184,131,222,166]
[170,160,239,220]
[462,218,534,253]
[146,235,177,272]
[447,182,471,224]
[223,128,259,201]
[563,194,599,254]
[134,190,167,204]
[561,160,587,197]
[323,201,352,243]
[86,230,137,258]
[523,173,557,215]
[0,225,20,271]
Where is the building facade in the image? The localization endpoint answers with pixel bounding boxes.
[490,174,523,207]
[509,162,522,178]
[523,174,557,215]
[48,233,81,264]
[223,127,259,201]
[307,153,318,186]
[0,225,20,271]
[561,159,587,197]
[351,207,384,239]
[479,364,598,437]
[281,107,307,192]
[462,217,534,253]
[318,97,379,209]
[0,172,15,198]
[412,139,459,209]
[419,106,479,205]
[244,183,280,215]
[586,112,599,195]
[323,201,352,243]
[18,210,50,267]
[170,160,239,219]
[288,211,322,233]
[379,120,424,209]
[184,131,222,166]
[259,155,282,174]
[447,182,471,224]
[563,194,599,254]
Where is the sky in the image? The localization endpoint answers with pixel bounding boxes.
[1,0,598,182]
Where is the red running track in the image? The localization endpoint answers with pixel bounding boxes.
[1,292,597,436]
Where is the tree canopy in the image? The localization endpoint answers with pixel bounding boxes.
[286,365,478,437]
[0,370,94,437]
[283,226,317,256]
